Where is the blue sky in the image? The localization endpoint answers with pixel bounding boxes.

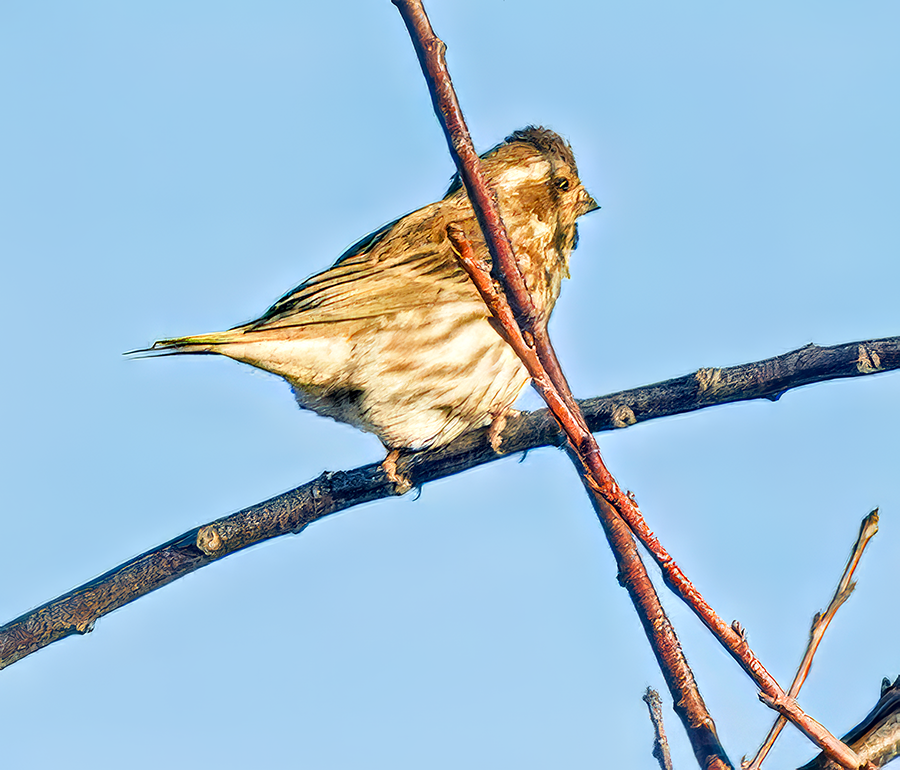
[2,3,898,768]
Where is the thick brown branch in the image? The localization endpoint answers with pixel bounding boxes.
[1,336,898,672]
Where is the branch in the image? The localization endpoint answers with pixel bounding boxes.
[392,2,873,767]
[584,337,900,428]
[1,336,897,671]
[644,688,675,770]
[747,511,880,769]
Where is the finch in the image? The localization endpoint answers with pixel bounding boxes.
[139,126,598,452]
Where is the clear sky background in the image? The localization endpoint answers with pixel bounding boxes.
[2,3,898,768]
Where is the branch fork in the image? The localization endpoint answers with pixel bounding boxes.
[395,0,872,767]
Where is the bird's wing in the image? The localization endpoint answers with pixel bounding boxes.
[243,205,479,331]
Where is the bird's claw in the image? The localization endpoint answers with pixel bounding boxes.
[382,449,413,495]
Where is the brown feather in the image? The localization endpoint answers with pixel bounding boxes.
[143,126,598,450]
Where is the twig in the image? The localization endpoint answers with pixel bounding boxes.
[3,338,896,671]
[392,1,871,767]
[644,688,675,770]
[746,511,880,769]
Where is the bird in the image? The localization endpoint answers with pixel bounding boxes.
[138,126,598,471]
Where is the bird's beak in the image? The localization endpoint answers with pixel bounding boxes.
[579,188,600,215]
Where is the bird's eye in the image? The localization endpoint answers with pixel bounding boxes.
[554,177,570,191]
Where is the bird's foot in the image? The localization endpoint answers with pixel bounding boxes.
[382,448,413,495]
[487,409,518,454]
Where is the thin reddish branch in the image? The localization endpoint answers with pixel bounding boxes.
[746,510,880,770]
[445,226,730,767]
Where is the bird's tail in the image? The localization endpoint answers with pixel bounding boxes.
[125,329,244,358]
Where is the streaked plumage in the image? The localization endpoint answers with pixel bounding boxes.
[141,127,598,450]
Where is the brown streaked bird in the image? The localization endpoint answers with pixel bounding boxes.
[139,127,598,458]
